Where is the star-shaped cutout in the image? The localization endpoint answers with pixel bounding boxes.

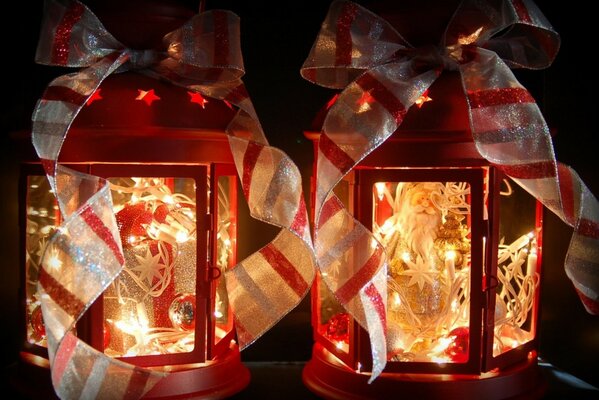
[414,90,432,108]
[400,256,436,290]
[357,90,375,112]
[188,91,209,108]
[86,89,103,106]
[135,89,160,106]
[132,248,167,286]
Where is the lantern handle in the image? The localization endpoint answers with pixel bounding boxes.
[207,264,222,281]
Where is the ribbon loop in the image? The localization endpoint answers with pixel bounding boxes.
[35,0,123,67]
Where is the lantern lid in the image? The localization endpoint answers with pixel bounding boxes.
[308,71,472,143]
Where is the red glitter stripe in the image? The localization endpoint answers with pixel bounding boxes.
[575,288,599,315]
[335,2,358,66]
[242,142,263,199]
[364,282,387,335]
[511,0,532,23]
[80,206,125,265]
[557,164,576,225]
[335,245,383,304]
[52,2,85,65]
[52,332,79,387]
[499,161,556,179]
[43,85,88,105]
[319,134,355,174]
[39,267,86,317]
[290,195,308,236]
[41,158,56,176]
[224,83,248,106]
[355,72,407,123]
[213,10,229,66]
[318,196,343,228]
[123,368,151,400]
[260,243,308,298]
[234,316,253,345]
[578,218,599,240]
[467,87,535,109]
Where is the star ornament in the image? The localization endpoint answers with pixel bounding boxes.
[400,256,436,290]
[136,89,161,105]
[188,91,209,108]
[132,247,167,286]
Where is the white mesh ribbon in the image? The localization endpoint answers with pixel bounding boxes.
[32,0,314,398]
[301,0,599,380]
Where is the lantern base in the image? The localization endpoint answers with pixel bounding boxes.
[303,343,546,400]
[10,344,249,400]
[143,343,250,399]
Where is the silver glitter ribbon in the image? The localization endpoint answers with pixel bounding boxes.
[302,0,598,380]
[32,0,315,397]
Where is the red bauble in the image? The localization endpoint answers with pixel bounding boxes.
[169,293,196,331]
[116,203,153,246]
[30,305,46,340]
[325,313,350,342]
[444,326,469,363]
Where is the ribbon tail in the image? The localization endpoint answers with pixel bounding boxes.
[314,63,438,380]
[31,52,166,398]
[462,47,599,313]
[188,82,315,349]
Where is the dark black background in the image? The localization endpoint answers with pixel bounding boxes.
[1,0,598,396]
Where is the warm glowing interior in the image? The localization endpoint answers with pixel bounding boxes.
[318,174,540,365]
[24,172,236,358]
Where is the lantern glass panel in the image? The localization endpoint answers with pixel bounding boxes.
[373,180,472,364]
[213,174,236,344]
[492,179,540,357]
[103,176,198,358]
[24,175,59,348]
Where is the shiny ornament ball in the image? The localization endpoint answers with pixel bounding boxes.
[325,312,349,342]
[169,293,196,331]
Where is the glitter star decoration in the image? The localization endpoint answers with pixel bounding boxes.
[135,89,160,106]
[400,255,436,290]
[132,247,167,286]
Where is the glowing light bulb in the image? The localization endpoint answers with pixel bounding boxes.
[176,230,189,243]
[401,252,411,263]
[374,182,386,201]
[47,252,62,271]
[163,195,174,204]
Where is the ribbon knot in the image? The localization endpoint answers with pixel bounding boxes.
[126,48,162,70]
[302,0,599,383]
[400,44,461,72]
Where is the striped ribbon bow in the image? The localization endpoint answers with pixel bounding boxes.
[32,0,314,397]
[302,0,598,380]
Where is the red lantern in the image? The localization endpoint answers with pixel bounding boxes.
[303,71,545,399]
[13,2,249,398]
